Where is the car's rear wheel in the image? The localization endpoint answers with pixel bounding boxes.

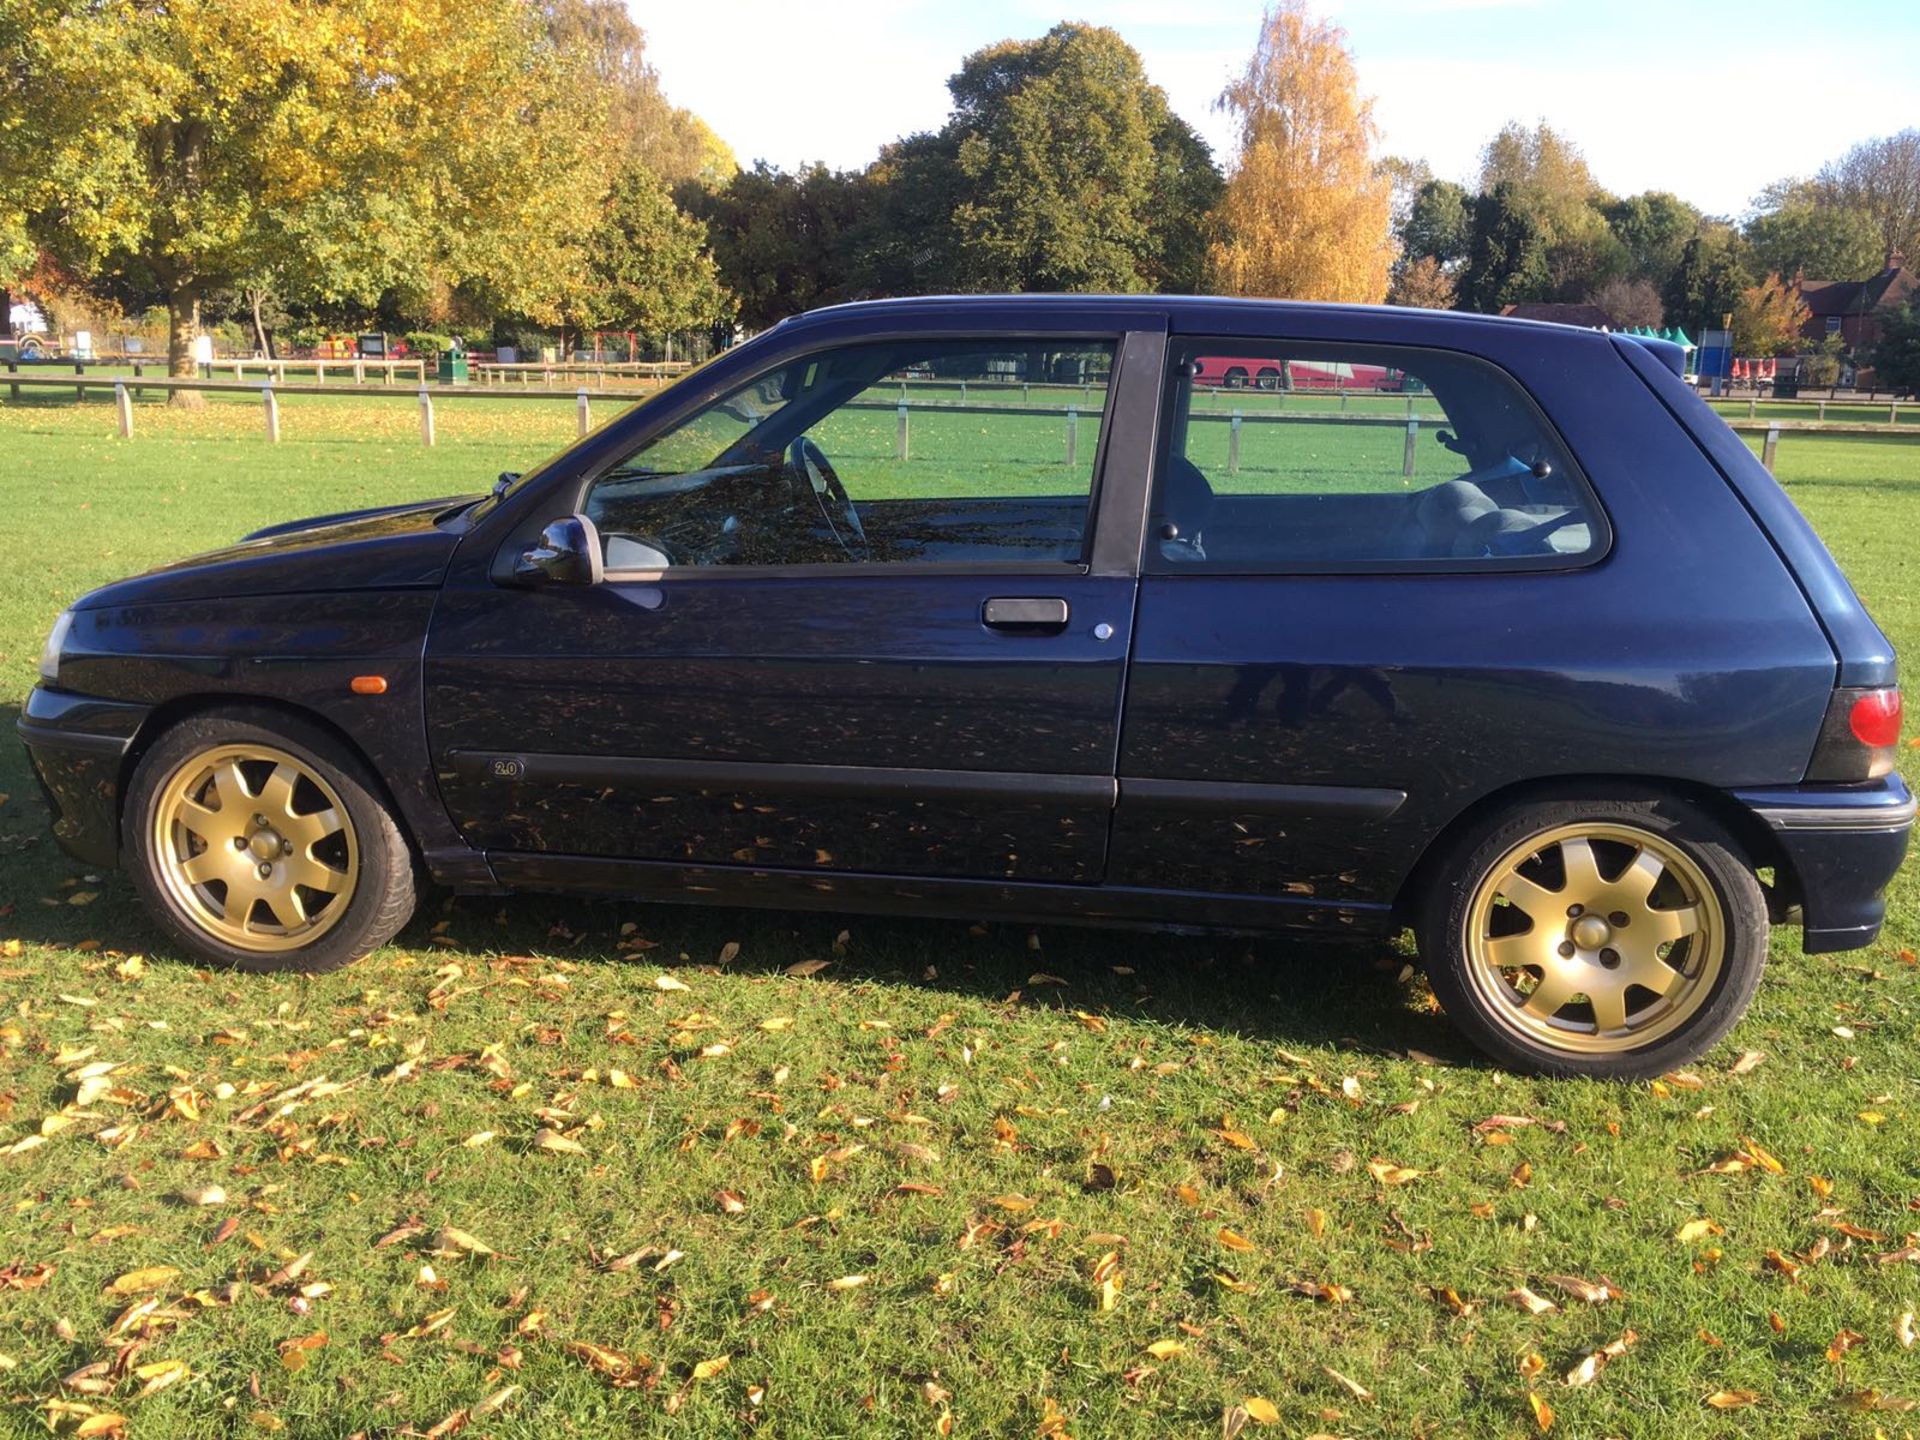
[1417,789,1767,1078]
[126,708,415,973]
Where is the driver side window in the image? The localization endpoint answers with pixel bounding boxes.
[581,337,1114,571]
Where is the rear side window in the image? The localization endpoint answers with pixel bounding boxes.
[1150,340,1607,572]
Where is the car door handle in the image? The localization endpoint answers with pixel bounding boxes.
[983,596,1070,632]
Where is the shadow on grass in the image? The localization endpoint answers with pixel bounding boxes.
[1,702,1463,1063]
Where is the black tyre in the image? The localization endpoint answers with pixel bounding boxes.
[125,707,415,973]
[1416,787,1768,1079]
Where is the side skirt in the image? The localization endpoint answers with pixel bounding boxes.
[483,851,1397,938]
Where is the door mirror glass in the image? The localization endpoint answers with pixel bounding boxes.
[512,514,604,586]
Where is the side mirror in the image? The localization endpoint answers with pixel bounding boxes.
[512,514,604,586]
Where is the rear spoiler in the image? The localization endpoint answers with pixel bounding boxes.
[1614,333,1688,378]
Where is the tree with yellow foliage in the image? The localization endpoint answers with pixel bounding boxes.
[8,0,606,399]
[1206,1,1393,304]
[1733,272,1811,357]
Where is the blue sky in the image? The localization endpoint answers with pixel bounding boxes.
[635,0,1919,216]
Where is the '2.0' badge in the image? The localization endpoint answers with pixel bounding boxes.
[490,758,525,779]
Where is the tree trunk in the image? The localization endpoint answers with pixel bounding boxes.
[248,288,271,358]
[167,286,205,407]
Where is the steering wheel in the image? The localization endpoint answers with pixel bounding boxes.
[789,436,867,561]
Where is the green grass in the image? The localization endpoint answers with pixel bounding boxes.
[2,397,1920,1438]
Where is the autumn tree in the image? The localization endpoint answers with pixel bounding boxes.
[10,0,606,400]
[1813,129,1920,267]
[544,0,736,187]
[1588,275,1663,329]
[1207,2,1392,303]
[1388,256,1455,311]
[1731,272,1809,356]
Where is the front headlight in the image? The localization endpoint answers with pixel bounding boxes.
[38,608,73,684]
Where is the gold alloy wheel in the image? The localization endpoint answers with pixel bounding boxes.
[1463,822,1725,1055]
[150,743,358,953]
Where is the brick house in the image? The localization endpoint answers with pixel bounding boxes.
[1797,253,1914,349]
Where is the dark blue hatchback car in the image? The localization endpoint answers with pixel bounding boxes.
[19,296,1913,1077]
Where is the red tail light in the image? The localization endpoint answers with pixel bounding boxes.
[1808,686,1902,782]
[1848,689,1902,748]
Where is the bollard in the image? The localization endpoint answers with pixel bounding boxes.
[1402,417,1419,479]
[114,381,132,439]
[419,386,435,447]
[1761,422,1780,473]
[1065,405,1078,468]
[1228,409,1242,475]
[895,401,909,461]
[576,387,591,437]
[262,384,280,443]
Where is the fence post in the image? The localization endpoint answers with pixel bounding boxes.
[114,381,132,439]
[1339,391,1349,414]
[234,359,243,386]
[1761,422,1780,474]
[262,383,280,443]
[1402,417,1419,479]
[1817,400,1827,421]
[316,361,325,385]
[1748,397,1757,420]
[1065,405,1078,468]
[74,358,85,402]
[1228,409,1242,475]
[354,358,364,385]
[576,387,591,437]
[419,386,435,447]
[895,402,909,461]
[7,360,16,402]
[1892,402,1900,425]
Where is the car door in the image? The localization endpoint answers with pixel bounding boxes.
[423,324,1164,886]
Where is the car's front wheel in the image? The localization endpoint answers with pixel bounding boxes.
[126,707,415,973]
[1417,789,1768,1079]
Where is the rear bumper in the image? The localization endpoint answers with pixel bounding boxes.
[16,686,150,868]
[1733,777,1914,953]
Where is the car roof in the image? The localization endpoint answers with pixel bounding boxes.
[778,293,1686,373]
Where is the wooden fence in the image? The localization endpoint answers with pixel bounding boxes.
[4,373,1912,477]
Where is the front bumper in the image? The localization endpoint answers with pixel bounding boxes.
[1734,777,1915,953]
[17,686,151,868]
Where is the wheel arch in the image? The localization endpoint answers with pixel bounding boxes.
[1392,774,1795,929]
[117,693,427,869]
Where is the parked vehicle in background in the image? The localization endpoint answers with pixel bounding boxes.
[19,295,1910,1079]
[1191,353,1406,391]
